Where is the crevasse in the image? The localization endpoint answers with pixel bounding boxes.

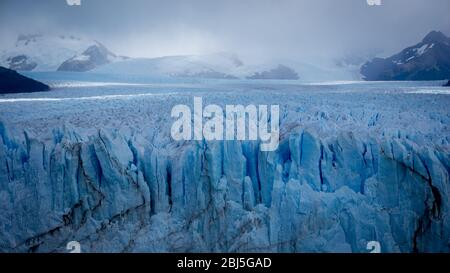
[0,122,449,253]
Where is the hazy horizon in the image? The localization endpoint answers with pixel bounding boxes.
[1,0,449,65]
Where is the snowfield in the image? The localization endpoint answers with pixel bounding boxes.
[0,74,449,252]
[0,35,102,71]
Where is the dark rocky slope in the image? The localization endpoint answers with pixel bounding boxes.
[0,66,50,93]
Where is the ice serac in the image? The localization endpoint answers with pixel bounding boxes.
[0,121,449,253]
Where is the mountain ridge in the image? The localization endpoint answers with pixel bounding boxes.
[361,31,450,81]
[0,34,124,72]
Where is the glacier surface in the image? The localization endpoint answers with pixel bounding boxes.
[0,77,449,252]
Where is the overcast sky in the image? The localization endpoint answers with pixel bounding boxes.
[0,0,449,64]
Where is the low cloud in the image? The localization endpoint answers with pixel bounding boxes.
[0,0,449,64]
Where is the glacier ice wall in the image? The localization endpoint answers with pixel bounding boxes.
[0,122,449,253]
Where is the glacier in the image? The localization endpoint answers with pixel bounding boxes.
[0,77,449,253]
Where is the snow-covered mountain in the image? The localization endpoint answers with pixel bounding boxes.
[0,34,359,81]
[93,52,244,79]
[0,34,123,72]
[361,31,450,81]
[93,53,355,81]
[58,43,126,72]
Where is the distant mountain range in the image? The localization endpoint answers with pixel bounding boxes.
[0,34,126,72]
[93,52,307,80]
[361,31,450,81]
[10,32,450,81]
[0,35,304,80]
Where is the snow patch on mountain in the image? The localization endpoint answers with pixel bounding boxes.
[361,31,450,81]
[57,43,127,72]
[0,34,122,72]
